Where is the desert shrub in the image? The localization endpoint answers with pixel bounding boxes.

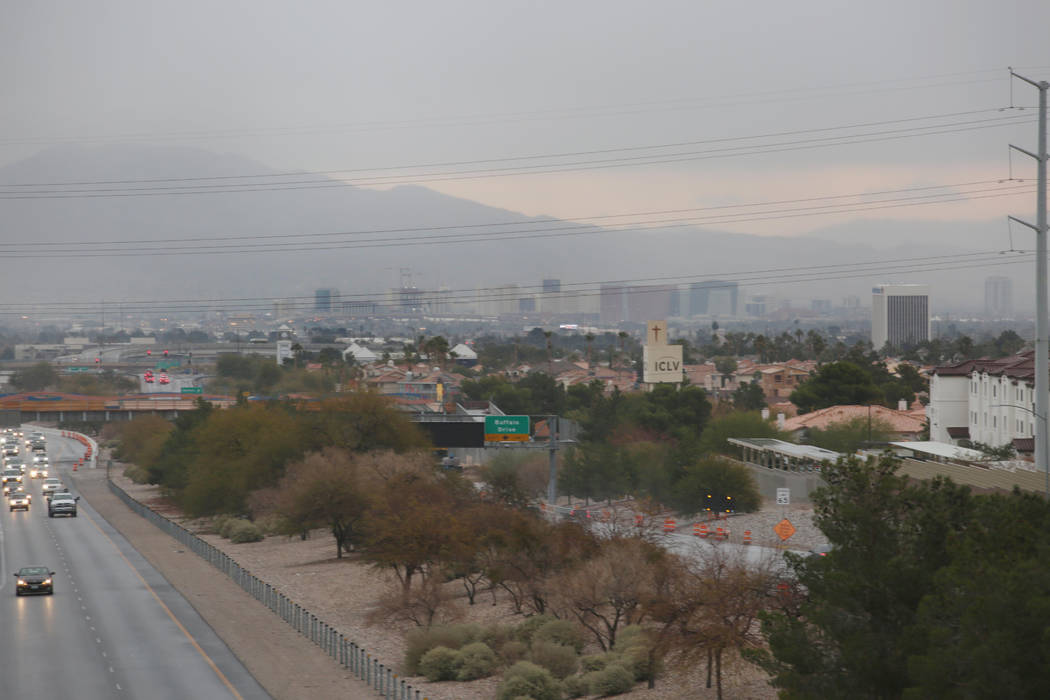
[588,664,634,696]
[419,646,461,682]
[226,519,264,543]
[497,661,565,700]
[500,640,529,665]
[123,463,150,483]
[530,640,579,679]
[564,674,590,698]
[404,623,481,674]
[580,654,609,672]
[613,626,658,682]
[515,614,557,645]
[533,619,586,654]
[479,624,513,652]
[457,642,497,681]
[210,514,235,536]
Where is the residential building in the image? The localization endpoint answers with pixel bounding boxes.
[783,404,926,442]
[928,352,1037,453]
[984,276,1013,318]
[871,283,930,350]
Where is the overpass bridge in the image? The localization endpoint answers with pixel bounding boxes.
[0,391,235,423]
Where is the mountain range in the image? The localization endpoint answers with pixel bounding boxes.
[0,144,1028,317]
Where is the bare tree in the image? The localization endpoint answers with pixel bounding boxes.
[550,537,666,651]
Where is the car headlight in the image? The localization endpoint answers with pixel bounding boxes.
[16,579,26,586]
[43,579,51,586]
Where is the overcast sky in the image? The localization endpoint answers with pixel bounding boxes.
[3,0,1049,239]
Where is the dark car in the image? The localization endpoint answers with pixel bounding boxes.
[14,566,54,596]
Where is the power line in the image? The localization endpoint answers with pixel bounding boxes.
[0,178,1015,248]
[0,108,1010,188]
[0,183,1031,258]
[0,113,1034,199]
[1,68,1031,149]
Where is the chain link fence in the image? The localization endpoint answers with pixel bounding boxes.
[107,480,427,700]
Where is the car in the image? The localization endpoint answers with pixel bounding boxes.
[7,460,26,474]
[13,566,54,596]
[3,445,18,457]
[158,373,170,385]
[3,481,23,495]
[41,478,62,495]
[29,465,48,479]
[47,489,73,504]
[48,494,78,518]
[144,371,155,383]
[8,490,30,511]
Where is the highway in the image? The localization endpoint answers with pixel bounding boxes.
[0,431,270,699]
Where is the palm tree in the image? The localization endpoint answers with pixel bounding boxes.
[585,333,596,372]
[544,330,554,375]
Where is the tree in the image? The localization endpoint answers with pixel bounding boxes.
[267,449,371,558]
[657,546,780,700]
[671,456,761,515]
[751,455,976,698]
[551,537,667,651]
[805,415,894,453]
[698,411,781,455]
[361,464,474,596]
[732,382,766,411]
[11,361,58,391]
[906,490,1050,698]
[790,361,882,413]
[304,393,430,454]
[112,415,173,468]
[180,403,305,516]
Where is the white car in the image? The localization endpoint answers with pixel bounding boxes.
[41,478,62,495]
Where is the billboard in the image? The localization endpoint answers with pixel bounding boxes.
[643,343,683,384]
[276,340,293,365]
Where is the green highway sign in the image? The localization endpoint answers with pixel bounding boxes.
[485,415,530,442]
[64,367,92,373]
[180,387,203,395]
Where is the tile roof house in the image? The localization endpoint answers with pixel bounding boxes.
[782,404,926,441]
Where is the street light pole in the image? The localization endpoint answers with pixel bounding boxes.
[1008,70,1048,497]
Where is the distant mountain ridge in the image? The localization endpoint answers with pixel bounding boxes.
[0,144,1021,314]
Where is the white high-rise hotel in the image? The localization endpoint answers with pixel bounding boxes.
[871,284,930,350]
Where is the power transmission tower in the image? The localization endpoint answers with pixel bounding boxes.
[1008,69,1048,495]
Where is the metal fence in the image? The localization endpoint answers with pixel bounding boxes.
[107,481,427,700]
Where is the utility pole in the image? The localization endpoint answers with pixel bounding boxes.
[1008,69,1049,496]
[547,415,559,504]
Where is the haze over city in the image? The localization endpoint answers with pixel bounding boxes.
[3,1,1049,316]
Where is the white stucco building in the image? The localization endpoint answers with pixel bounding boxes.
[928,352,1037,453]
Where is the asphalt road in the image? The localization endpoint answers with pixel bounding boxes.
[0,434,270,700]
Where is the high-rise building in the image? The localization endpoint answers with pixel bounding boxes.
[314,288,336,312]
[984,276,1013,318]
[872,284,930,350]
[689,281,738,317]
[542,278,561,294]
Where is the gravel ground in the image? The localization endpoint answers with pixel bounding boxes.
[83,457,804,700]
